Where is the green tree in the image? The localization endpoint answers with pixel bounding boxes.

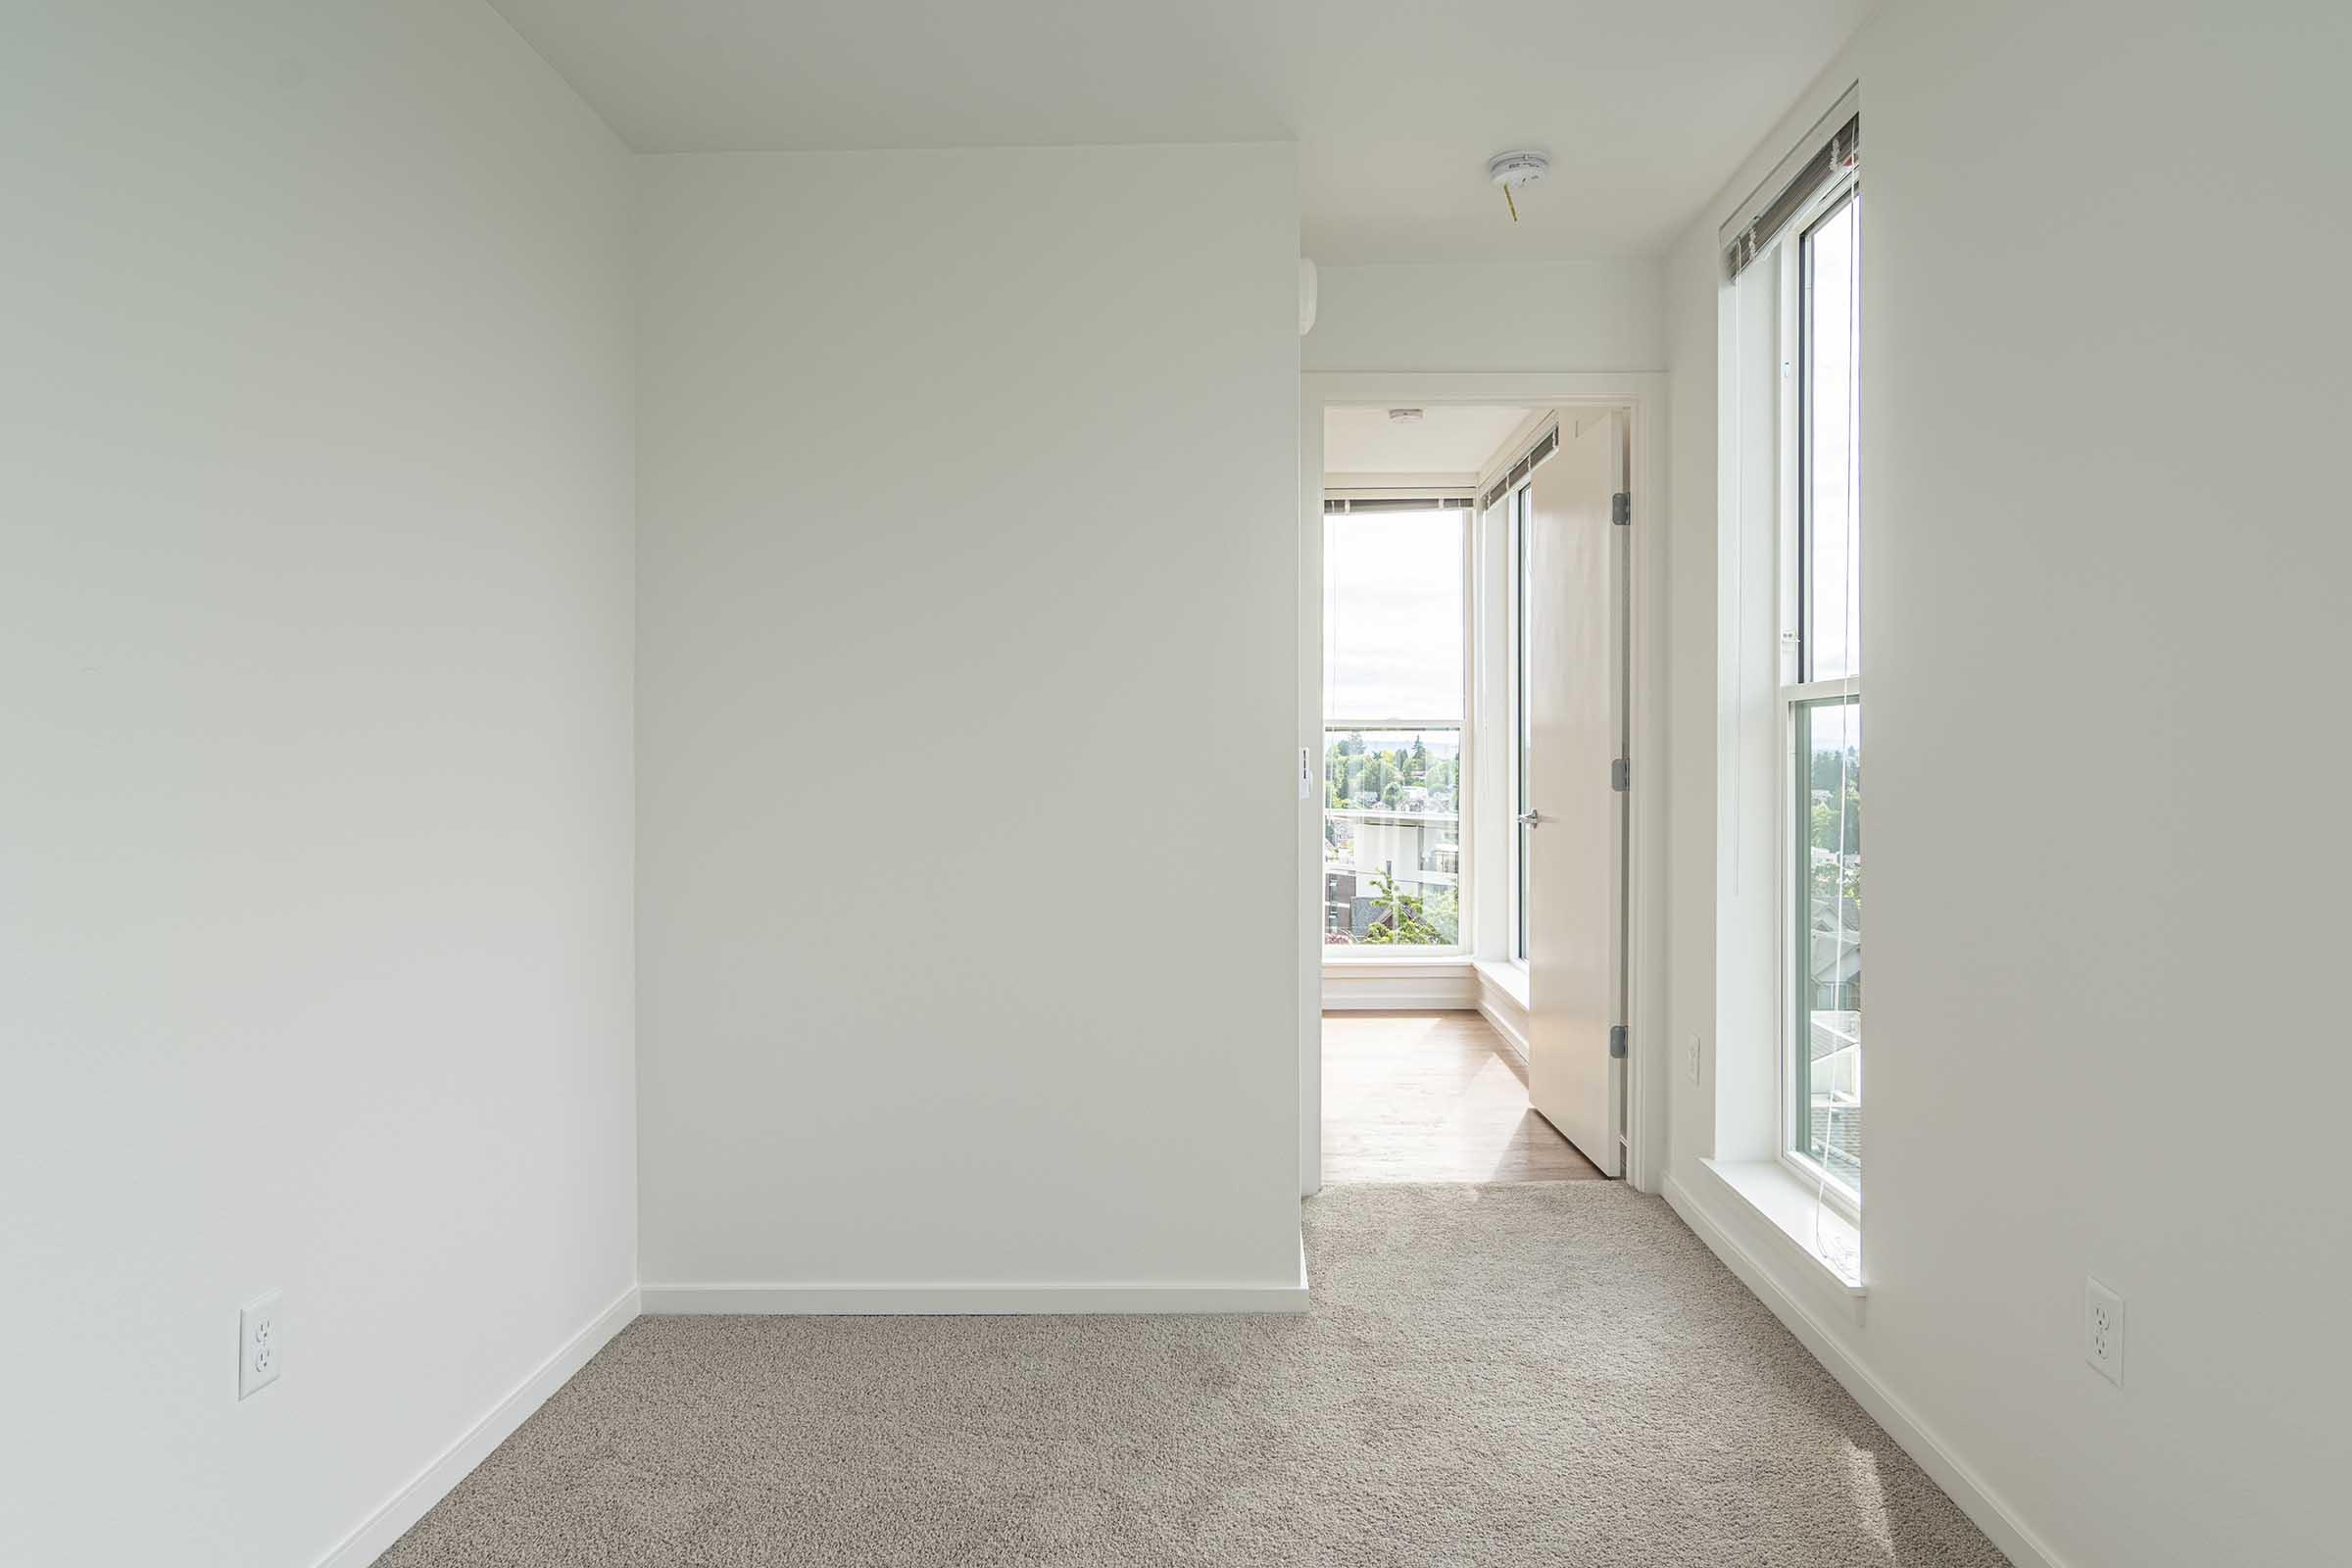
[1808,785,1863,926]
[1361,868,1444,945]
[1424,885,1460,945]
[1810,742,1860,800]
[1810,783,1861,857]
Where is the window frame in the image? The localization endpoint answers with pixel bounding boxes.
[1773,170,1864,1217]
[1507,478,1532,965]
[1321,488,1476,958]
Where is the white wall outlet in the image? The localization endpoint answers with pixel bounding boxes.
[238,1290,283,1399]
[1686,1034,1704,1085]
[2084,1277,2125,1386]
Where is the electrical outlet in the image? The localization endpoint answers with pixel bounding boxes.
[238,1291,282,1399]
[1686,1035,1703,1084]
[2084,1277,2125,1387]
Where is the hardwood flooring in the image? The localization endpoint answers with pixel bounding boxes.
[1321,1009,1605,1184]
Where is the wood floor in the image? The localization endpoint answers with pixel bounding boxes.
[1321,1010,1605,1184]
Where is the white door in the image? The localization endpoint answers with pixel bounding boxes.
[1522,412,1627,1176]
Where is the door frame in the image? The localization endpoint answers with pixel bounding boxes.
[1299,372,1670,1197]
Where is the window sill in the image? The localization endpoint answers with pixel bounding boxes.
[1470,958,1528,1009]
[1698,1158,1866,1321]
[1321,951,1469,967]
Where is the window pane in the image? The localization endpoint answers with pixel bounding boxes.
[1325,509,1464,720]
[1323,727,1459,948]
[1512,488,1529,961]
[1794,698,1862,1194]
[1802,194,1860,682]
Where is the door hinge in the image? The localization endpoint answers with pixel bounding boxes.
[1608,1024,1629,1058]
[1611,491,1631,526]
[1610,756,1630,792]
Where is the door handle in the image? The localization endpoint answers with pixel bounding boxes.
[1517,809,1545,827]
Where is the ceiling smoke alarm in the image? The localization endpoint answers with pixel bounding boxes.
[1388,409,1425,423]
[1487,150,1549,220]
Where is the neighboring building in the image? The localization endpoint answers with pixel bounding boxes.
[1324,807,1459,943]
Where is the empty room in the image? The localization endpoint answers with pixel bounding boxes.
[5,3,2345,1566]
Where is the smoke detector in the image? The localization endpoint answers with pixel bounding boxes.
[1388,409,1424,423]
[1488,150,1549,221]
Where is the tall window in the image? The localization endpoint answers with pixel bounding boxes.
[1786,184,1862,1200]
[1323,500,1467,950]
[1509,483,1531,962]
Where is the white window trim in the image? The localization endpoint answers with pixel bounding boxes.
[1468,408,1554,972]
[1505,479,1531,964]
[1320,488,1475,960]
[1699,143,1868,1281]
[1469,411,1548,979]
[1772,169,1865,1221]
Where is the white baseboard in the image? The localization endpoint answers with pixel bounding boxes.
[648,1236,1310,1317]
[1321,991,1476,1011]
[1467,961,1530,1062]
[641,1277,1308,1315]
[1662,1179,2069,1568]
[1474,993,1530,1063]
[316,1285,640,1568]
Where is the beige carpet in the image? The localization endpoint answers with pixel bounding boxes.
[377,1185,2007,1566]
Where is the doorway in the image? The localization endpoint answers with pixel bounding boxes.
[1302,380,1662,1194]
[1322,1010,1604,1182]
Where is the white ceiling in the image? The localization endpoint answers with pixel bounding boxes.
[489,0,1873,263]
[1325,406,1536,475]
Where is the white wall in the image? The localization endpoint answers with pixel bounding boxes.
[1303,261,1662,372]
[1662,3,2352,1564]
[635,145,1304,1297]
[0,5,638,1565]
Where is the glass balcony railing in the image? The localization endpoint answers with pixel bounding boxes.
[1320,725,1461,948]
